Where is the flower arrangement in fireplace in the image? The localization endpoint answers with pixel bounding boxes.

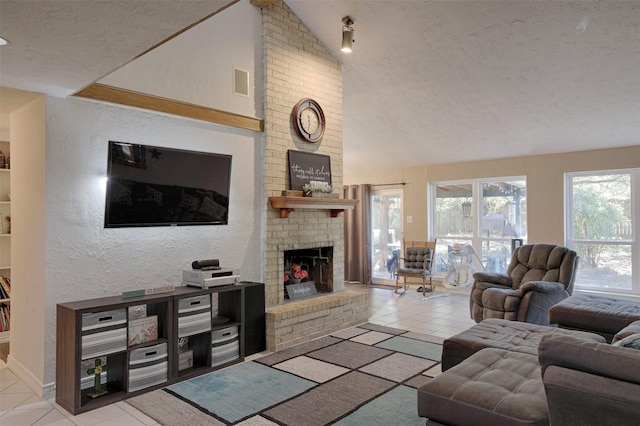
[284,262,309,283]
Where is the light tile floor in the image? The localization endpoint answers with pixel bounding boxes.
[0,284,474,425]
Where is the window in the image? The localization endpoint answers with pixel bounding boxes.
[566,170,639,294]
[430,177,527,276]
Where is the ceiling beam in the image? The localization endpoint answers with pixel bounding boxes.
[250,0,277,7]
[73,83,263,133]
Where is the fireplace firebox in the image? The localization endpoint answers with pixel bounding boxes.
[283,246,333,299]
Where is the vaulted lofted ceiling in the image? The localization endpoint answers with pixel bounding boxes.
[1,1,639,171]
[0,0,237,114]
[287,1,640,170]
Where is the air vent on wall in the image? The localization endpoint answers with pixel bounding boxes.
[233,68,249,97]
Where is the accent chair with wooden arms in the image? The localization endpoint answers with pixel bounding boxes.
[394,240,436,295]
[470,243,578,325]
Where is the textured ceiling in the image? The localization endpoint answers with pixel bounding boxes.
[1,1,639,170]
[287,1,640,170]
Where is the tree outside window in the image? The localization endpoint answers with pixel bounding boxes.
[568,172,635,292]
[431,178,527,275]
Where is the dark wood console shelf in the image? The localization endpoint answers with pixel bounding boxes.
[269,196,358,218]
[56,282,265,415]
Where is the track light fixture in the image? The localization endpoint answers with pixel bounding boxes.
[341,16,355,53]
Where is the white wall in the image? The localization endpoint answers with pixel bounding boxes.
[100,0,263,118]
[33,96,263,389]
[8,96,47,396]
[4,0,266,394]
[0,112,9,140]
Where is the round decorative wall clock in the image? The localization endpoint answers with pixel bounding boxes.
[292,98,326,143]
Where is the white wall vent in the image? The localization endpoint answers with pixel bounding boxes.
[233,68,249,97]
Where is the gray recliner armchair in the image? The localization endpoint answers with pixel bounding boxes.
[470,243,578,325]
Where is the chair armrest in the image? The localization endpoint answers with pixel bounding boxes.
[539,334,640,384]
[518,283,570,324]
[519,281,566,294]
[472,271,512,287]
[540,334,640,426]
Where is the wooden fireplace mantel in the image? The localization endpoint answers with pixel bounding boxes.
[268,196,359,218]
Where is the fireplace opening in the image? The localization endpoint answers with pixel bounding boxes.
[284,246,333,299]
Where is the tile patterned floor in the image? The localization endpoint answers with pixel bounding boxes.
[0,284,474,425]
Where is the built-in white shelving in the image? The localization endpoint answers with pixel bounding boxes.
[0,140,11,342]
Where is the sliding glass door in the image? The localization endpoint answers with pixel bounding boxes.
[371,189,403,284]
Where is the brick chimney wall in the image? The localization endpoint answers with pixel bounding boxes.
[261,1,345,307]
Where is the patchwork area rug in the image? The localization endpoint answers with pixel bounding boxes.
[126,323,443,425]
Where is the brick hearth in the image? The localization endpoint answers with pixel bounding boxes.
[265,291,369,352]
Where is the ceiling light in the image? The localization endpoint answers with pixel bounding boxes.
[0,37,9,46]
[341,16,355,53]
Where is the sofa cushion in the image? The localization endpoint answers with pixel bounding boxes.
[613,333,640,349]
[509,244,575,288]
[442,318,605,371]
[401,246,432,270]
[548,294,640,342]
[613,320,640,343]
[418,348,548,426]
[396,267,430,276]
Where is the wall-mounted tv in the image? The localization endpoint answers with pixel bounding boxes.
[105,141,232,228]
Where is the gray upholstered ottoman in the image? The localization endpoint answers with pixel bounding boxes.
[418,348,548,426]
[548,294,640,342]
[442,318,605,371]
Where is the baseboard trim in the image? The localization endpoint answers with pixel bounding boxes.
[7,354,56,401]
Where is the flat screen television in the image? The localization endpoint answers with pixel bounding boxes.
[105,141,232,228]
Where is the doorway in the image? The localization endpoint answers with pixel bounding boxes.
[370,189,402,284]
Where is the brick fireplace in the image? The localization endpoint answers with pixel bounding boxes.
[262,0,348,309]
[260,1,369,352]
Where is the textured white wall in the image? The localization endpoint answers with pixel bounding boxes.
[41,96,262,386]
[5,0,266,396]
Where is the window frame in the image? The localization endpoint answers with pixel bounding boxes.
[565,168,639,295]
[370,187,404,285]
[428,176,527,277]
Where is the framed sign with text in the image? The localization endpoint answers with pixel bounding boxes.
[287,150,332,190]
[286,281,318,300]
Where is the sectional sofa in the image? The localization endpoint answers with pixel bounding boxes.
[417,302,640,425]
